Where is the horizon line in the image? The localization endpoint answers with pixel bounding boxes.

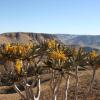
[0,31,100,36]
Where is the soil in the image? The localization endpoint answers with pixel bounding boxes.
[0,68,100,100]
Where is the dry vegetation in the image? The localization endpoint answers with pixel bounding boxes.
[0,39,100,100]
[0,69,100,100]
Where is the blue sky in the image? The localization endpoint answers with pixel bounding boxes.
[0,0,100,35]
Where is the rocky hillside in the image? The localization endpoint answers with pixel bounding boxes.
[56,34,100,50]
[0,32,100,51]
[0,32,56,44]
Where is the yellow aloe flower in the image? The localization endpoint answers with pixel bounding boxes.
[26,43,33,50]
[15,59,23,74]
[49,50,66,61]
[90,50,97,59]
[19,49,22,54]
[4,43,11,51]
[47,39,56,49]
[13,46,17,54]
[8,47,13,53]
[2,43,32,59]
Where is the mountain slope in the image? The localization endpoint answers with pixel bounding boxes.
[0,32,56,44]
[0,32,100,50]
[56,34,100,49]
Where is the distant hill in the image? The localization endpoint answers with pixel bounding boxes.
[0,32,56,44]
[0,32,100,52]
[56,34,100,50]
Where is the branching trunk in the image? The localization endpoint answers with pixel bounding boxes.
[14,83,26,100]
[83,66,96,100]
[24,84,32,100]
[64,75,70,100]
[23,76,32,100]
[75,65,78,100]
[34,76,41,100]
[50,70,62,100]
[13,68,41,100]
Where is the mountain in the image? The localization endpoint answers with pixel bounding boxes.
[0,32,56,44]
[56,34,100,50]
[0,32,100,51]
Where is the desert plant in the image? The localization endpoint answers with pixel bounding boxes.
[0,39,100,100]
[83,51,100,100]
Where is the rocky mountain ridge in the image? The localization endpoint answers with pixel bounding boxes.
[0,32,100,51]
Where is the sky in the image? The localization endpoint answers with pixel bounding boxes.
[0,0,100,35]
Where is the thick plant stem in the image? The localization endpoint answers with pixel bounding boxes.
[50,70,62,100]
[64,75,70,100]
[83,66,96,100]
[23,76,31,100]
[52,86,57,100]
[28,84,34,99]
[34,76,41,100]
[19,74,41,100]
[75,65,78,100]
[25,84,33,100]
[14,83,26,100]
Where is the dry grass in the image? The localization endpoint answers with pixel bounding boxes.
[0,68,100,100]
